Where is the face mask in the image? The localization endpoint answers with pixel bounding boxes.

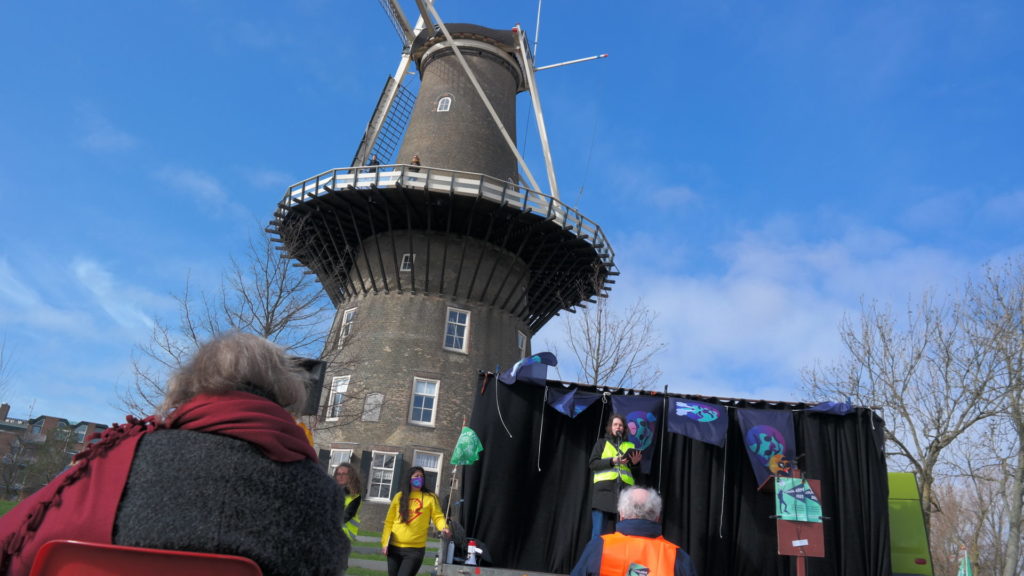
[411,477,424,489]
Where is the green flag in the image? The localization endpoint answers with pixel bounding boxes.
[957,550,973,576]
[451,426,484,465]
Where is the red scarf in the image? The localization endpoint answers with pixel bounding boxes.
[0,391,316,576]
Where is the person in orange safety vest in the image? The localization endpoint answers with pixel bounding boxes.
[570,487,696,576]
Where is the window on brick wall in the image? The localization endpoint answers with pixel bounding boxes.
[413,450,443,491]
[329,449,352,476]
[326,376,350,420]
[368,450,399,501]
[400,253,415,272]
[443,307,470,352]
[409,378,438,426]
[517,330,527,358]
[362,392,384,422]
[436,96,452,112]
[337,307,357,348]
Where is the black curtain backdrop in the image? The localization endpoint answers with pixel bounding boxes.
[461,379,890,576]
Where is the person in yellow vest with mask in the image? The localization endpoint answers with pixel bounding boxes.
[334,463,363,576]
[589,414,643,538]
[570,487,697,576]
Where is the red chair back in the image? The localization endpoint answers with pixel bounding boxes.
[29,540,263,576]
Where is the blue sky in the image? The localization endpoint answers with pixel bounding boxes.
[1,1,1021,425]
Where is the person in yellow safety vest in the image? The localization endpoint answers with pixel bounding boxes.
[569,487,697,576]
[589,414,643,539]
[334,463,363,576]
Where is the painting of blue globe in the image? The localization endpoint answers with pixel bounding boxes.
[744,425,785,466]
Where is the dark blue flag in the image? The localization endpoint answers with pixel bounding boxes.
[498,352,557,385]
[737,408,798,487]
[547,389,601,418]
[611,395,663,475]
[666,399,728,447]
[807,401,854,415]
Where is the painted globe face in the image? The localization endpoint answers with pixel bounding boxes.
[675,401,720,423]
[626,411,656,451]
[745,425,786,466]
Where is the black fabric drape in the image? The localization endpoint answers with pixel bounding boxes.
[461,380,891,576]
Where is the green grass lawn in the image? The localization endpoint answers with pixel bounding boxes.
[0,500,20,516]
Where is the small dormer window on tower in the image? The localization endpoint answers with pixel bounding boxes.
[436,96,452,112]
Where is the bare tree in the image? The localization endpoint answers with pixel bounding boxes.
[119,230,334,415]
[20,427,76,493]
[962,257,1024,576]
[930,450,1020,576]
[802,293,998,530]
[561,295,665,390]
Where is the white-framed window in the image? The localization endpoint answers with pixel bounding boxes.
[517,330,527,358]
[436,96,452,112]
[329,449,353,475]
[362,392,384,422]
[400,253,415,272]
[368,450,399,501]
[338,307,357,348]
[444,307,470,352]
[74,425,88,443]
[409,377,439,426]
[326,376,350,420]
[413,449,443,491]
[31,422,42,435]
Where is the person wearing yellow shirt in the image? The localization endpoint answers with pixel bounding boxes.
[381,466,450,576]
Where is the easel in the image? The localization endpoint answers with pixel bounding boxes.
[764,470,826,576]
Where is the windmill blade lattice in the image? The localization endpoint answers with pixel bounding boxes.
[351,76,416,166]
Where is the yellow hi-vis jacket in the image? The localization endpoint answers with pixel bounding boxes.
[593,440,636,485]
[342,493,361,541]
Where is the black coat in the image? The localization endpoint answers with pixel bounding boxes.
[114,429,346,576]
[588,435,639,513]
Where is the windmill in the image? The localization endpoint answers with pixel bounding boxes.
[267,0,617,526]
[355,0,607,198]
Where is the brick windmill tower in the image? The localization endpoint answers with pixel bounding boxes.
[268,1,615,526]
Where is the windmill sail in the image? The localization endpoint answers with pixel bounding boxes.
[352,0,425,166]
[351,76,416,166]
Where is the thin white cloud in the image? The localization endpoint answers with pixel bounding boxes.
[542,219,978,403]
[155,166,252,221]
[649,185,699,209]
[156,167,228,205]
[243,168,293,190]
[982,189,1024,221]
[72,258,155,332]
[76,106,138,152]
[902,191,969,230]
[0,257,89,334]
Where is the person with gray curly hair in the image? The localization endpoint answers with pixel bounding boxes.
[0,332,346,576]
[570,486,697,576]
[160,331,309,414]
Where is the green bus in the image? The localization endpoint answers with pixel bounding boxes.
[889,472,934,576]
